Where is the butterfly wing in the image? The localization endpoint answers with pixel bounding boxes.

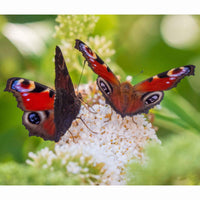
[134,65,195,92]
[75,39,195,117]
[4,78,56,140]
[125,65,195,115]
[54,46,81,142]
[5,46,82,142]
[75,40,126,116]
[75,39,120,86]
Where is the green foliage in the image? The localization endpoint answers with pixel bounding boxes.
[127,134,200,185]
[154,91,200,135]
[0,162,84,185]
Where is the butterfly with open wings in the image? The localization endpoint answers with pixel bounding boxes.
[75,39,195,118]
[5,46,81,142]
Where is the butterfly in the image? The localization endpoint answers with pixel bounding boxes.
[75,39,195,118]
[4,46,81,142]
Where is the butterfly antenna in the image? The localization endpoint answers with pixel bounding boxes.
[79,98,97,114]
[77,59,86,93]
[77,59,97,114]
[132,70,144,79]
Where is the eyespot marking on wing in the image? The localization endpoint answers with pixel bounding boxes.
[142,91,164,106]
[11,79,35,92]
[97,77,113,96]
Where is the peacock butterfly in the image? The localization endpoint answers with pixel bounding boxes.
[4,46,81,142]
[75,39,195,118]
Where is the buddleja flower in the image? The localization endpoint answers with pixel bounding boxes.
[54,15,124,80]
[55,15,99,43]
[27,81,161,185]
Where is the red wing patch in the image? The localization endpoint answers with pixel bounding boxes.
[134,65,195,92]
[5,77,55,111]
[75,39,120,86]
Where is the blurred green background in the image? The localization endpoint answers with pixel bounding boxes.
[0,15,199,165]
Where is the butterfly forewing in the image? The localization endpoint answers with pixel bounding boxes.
[75,39,120,86]
[134,65,195,92]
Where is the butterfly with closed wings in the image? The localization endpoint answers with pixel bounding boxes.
[5,46,81,142]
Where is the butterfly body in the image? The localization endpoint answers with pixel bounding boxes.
[75,39,195,118]
[97,77,164,117]
[5,46,81,142]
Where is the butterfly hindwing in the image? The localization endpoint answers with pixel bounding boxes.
[5,78,56,140]
[22,110,55,140]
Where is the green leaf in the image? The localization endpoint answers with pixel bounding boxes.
[127,134,200,185]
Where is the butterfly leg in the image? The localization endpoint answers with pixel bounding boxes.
[68,130,75,143]
[132,116,137,125]
[77,116,98,134]
[104,107,113,123]
[79,98,97,114]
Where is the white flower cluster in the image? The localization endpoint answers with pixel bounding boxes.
[55,15,99,43]
[27,82,161,185]
[54,15,119,79]
[87,36,115,64]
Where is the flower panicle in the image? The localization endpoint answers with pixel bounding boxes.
[27,81,161,185]
[54,15,118,80]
